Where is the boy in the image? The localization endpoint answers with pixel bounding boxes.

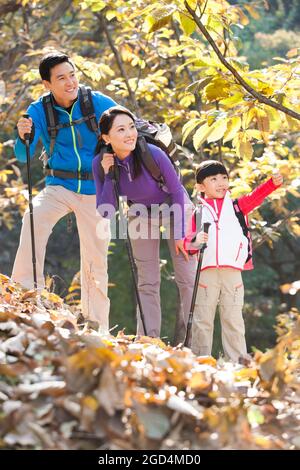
[184,160,283,361]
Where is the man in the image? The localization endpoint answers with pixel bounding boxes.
[13,51,116,330]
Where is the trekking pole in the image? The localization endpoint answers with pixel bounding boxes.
[23,113,37,289]
[111,166,148,336]
[183,222,210,347]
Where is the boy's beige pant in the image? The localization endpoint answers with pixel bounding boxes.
[191,268,247,362]
[12,186,110,329]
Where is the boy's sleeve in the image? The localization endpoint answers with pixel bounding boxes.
[14,104,42,163]
[238,178,282,215]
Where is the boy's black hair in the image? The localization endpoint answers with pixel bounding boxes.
[39,51,74,82]
[196,160,229,184]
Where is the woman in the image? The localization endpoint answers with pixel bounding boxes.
[93,106,196,341]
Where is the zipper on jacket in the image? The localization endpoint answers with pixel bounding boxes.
[61,104,81,193]
[125,162,132,182]
[235,242,243,261]
[201,200,219,268]
[216,221,219,266]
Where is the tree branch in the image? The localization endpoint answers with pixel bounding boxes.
[97,14,140,116]
[253,208,300,250]
[184,1,300,121]
[0,1,22,16]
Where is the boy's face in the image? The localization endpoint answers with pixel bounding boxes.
[197,173,229,199]
[43,61,79,108]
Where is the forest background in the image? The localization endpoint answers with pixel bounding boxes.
[0,0,299,355]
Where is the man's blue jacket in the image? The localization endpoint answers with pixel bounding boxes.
[14,90,116,194]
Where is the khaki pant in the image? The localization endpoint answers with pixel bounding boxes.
[12,185,110,329]
[129,203,197,340]
[191,268,247,361]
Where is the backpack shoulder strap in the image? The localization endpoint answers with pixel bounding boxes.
[233,198,252,262]
[42,92,58,156]
[233,198,248,235]
[97,145,120,183]
[78,85,98,134]
[135,136,164,185]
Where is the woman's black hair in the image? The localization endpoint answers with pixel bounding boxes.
[97,106,142,179]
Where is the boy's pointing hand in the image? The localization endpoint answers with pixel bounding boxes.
[272,172,283,187]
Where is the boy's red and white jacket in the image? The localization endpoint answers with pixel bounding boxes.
[184,178,280,271]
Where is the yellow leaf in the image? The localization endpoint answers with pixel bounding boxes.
[188,372,211,391]
[235,134,253,160]
[219,92,244,108]
[256,109,270,143]
[20,290,37,301]
[236,7,249,25]
[41,291,63,304]
[245,129,262,140]
[205,78,230,101]
[178,12,195,36]
[256,109,270,132]
[245,107,257,128]
[253,435,273,449]
[244,4,260,20]
[193,123,213,150]
[234,368,258,381]
[207,119,227,143]
[82,395,99,411]
[185,0,197,10]
[265,107,282,132]
[105,10,116,21]
[182,118,203,144]
[144,5,176,33]
[196,356,217,367]
[223,116,241,143]
[287,48,299,58]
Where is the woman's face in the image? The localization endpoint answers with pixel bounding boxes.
[102,114,138,157]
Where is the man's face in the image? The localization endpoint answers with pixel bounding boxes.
[43,61,79,107]
[197,173,229,199]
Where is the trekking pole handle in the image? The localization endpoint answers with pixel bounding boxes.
[201,222,211,251]
[22,113,32,142]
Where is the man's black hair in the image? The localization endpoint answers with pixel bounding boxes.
[39,51,74,82]
[196,160,229,184]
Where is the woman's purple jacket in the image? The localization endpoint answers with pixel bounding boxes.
[92,144,190,239]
